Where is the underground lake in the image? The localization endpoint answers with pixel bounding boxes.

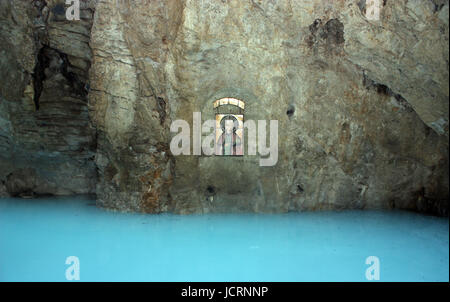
[0,195,448,282]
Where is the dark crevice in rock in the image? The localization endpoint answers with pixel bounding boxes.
[323,19,345,45]
[31,0,49,111]
[363,71,414,112]
[32,47,50,110]
[32,46,88,111]
[156,97,167,125]
[306,18,344,54]
[286,105,295,118]
[430,0,448,13]
[59,52,89,98]
[308,19,322,36]
[297,184,304,193]
[206,185,216,196]
[434,4,446,12]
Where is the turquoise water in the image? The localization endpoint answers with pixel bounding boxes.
[0,196,448,282]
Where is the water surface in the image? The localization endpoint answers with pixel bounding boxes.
[0,196,448,281]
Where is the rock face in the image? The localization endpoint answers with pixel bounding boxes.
[0,0,448,216]
[0,0,97,196]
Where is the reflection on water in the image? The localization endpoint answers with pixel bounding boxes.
[0,196,448,281]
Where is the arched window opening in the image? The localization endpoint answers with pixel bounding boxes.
[214,98,245,156]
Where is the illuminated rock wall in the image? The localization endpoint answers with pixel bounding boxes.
[1,0,448,215]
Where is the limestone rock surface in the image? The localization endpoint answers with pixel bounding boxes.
[0,0,97,196]
[0,0,448,216]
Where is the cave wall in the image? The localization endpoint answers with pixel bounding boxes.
[0,0,97,197]
[0,0,448,215]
